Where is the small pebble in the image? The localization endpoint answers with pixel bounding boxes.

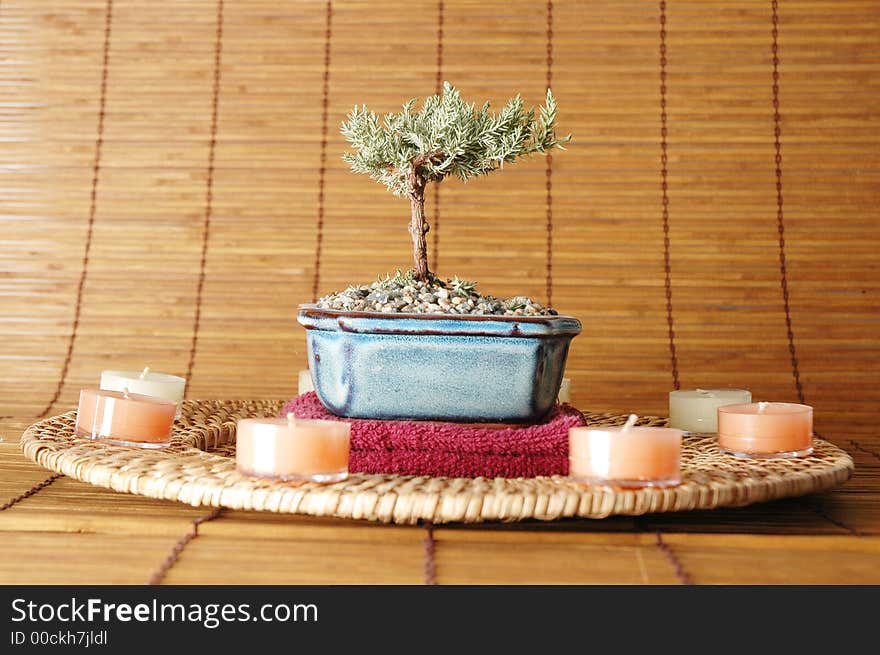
[316,272,557,317]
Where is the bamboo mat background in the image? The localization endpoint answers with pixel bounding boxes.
[0,0,878,584]
[0,0,878,436]
[1,0,877,442]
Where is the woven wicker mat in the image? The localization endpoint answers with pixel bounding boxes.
[20,399,853,524]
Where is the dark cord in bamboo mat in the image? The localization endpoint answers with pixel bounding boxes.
[815,424,875,488]
[183,0,224,396]
[659,1,680,391]
[0,474,62,512]
[635,515,692,584]
[36,0,114,419]
[544,0,554,307]
[767,30,860,531]
[311,0,333,301]
[798,498,863,537]
[431,1,444,273]
[147,508,223,585]
[847,439,880,463]
[423,521,437,585]
[655,532,692,585]
[765,4,869,474]
[771,0,805,406]
[770,2,866,465]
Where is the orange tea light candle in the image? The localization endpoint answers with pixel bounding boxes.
[569,414,682,488]
[236,414,351,483]
[717,402,813,458]
[75,388,177,448]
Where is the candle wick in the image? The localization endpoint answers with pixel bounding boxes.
[123,386,131,399]
[758,401,769,413]
[139,367,150,380]
[696,388,714,397]
[622,414,639,431]
[286,412,296,425]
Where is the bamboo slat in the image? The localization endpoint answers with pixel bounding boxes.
[162,535,427,584]
[432,532,682,584]
[434,530,880,584]
[660,534,880,584]
[0,533,199,584]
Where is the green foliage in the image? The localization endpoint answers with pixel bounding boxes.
[450,276,477,297]
[506,296,530,311]
[376,269,424,288]
[341,82,571,197]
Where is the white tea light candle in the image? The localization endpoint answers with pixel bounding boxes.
[668,388,752,433]
[101,367,185,405]
[557,377,571,403]
[299,369,315,395]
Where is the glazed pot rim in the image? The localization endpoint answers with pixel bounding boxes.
[297,304,581,338]
[297,303,580,325]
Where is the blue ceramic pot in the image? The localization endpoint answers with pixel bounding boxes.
[297,305,581,423]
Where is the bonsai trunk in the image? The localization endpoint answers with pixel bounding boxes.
[408,182,431,282]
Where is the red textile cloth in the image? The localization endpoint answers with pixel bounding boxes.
[280,392,584,478]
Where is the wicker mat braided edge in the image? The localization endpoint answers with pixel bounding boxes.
[19,399,853,524]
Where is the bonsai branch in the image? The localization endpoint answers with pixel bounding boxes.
[340,83,570,283]
[406,151,445,282]
[408,178,430,282]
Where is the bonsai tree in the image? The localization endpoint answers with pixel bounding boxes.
[341,82,570,282]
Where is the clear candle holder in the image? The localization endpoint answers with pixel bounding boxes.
[75,388,176,449]
[718,402,813,458]
[236,415,351,483]
[568,415,683,488]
